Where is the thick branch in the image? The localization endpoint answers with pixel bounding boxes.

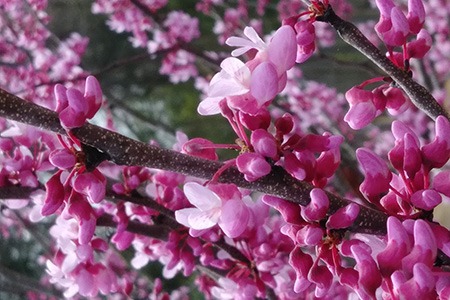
[0,88,388,235]
[316,6,450,121]
[97,214,171,240]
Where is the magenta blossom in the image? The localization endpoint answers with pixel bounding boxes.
[294,20,316,63]
[54,76,103,129]
[374,0,410,46]
[236,152,271,182]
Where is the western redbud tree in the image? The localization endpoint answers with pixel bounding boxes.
[1,0,450,299]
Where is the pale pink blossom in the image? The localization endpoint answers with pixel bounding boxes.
[175,182,249,238]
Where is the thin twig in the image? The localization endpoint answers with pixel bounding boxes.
[316,5,450,121]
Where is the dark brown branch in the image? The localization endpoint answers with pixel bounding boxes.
[0,88,388,235]
[0,186,37,199]
[316,6,450,121]
[97,214,171,240]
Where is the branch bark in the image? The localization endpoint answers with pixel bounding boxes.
[0,87,388,235]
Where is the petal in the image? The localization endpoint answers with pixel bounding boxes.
[375,0,395,17]
[41,171,65,216]
[344,102,377,130]
[262,195,302,224]
[183,182,222,211]
[54,84,68,112]
[197,97,223,115]
[187,208,220,230]
[326,203,360,229]
[73,172,106,203]
[407,0,425,34]
[236,152,271,181]
[251,129,278,158]
[410,189,442,210]
[434,170,450,197]
[220,57,251,85]
[351,245,382,297]
[49,149,76,169]
[175,208,199,227]
[268,25,297,73]
[67,88,88,113]
[84,75,103,119]
[301,188,329,222]
[59,107,87,129]
[182,138,219,160]
[356,148,392,197]
[218,199,249,238]
[250,62,278,105]
[207,58,251,98]
[345,86,374,106]
[243,26,266,49]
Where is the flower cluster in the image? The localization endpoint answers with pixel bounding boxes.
[92,0,200,83]
[0,0,89,105]
[193,25,344,185]
[357,116,450,217]
[344,0,433,129]
[41,76,106,245]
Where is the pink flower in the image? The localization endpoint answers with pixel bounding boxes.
[250,129,278,159]
[294,20,316,63]
[236,152,271,182]
[66,191,97,245]
[300,188,329,222]
[407,0,425,34]
[262,195,302,225]
[421,116,450,169]
[326,203,360,229]
[175,182,250,238]
[198,25,296,115]
[406,29,432,59]
[197,57,250,115]
[41,170,65,216]
[392,263,436,299]
[49,148,77,169]
[350,244,382,299]
[54,76,103,129]
[289,246,314,293]
[72,169,106,204]
[377,217,411,277]
[343,86,377,129]
[375,0,410,46]
[356,148,393,198]
[182,138,219,160]
[410,189,442,210]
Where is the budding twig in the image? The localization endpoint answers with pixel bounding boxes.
[316,5,450,121]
